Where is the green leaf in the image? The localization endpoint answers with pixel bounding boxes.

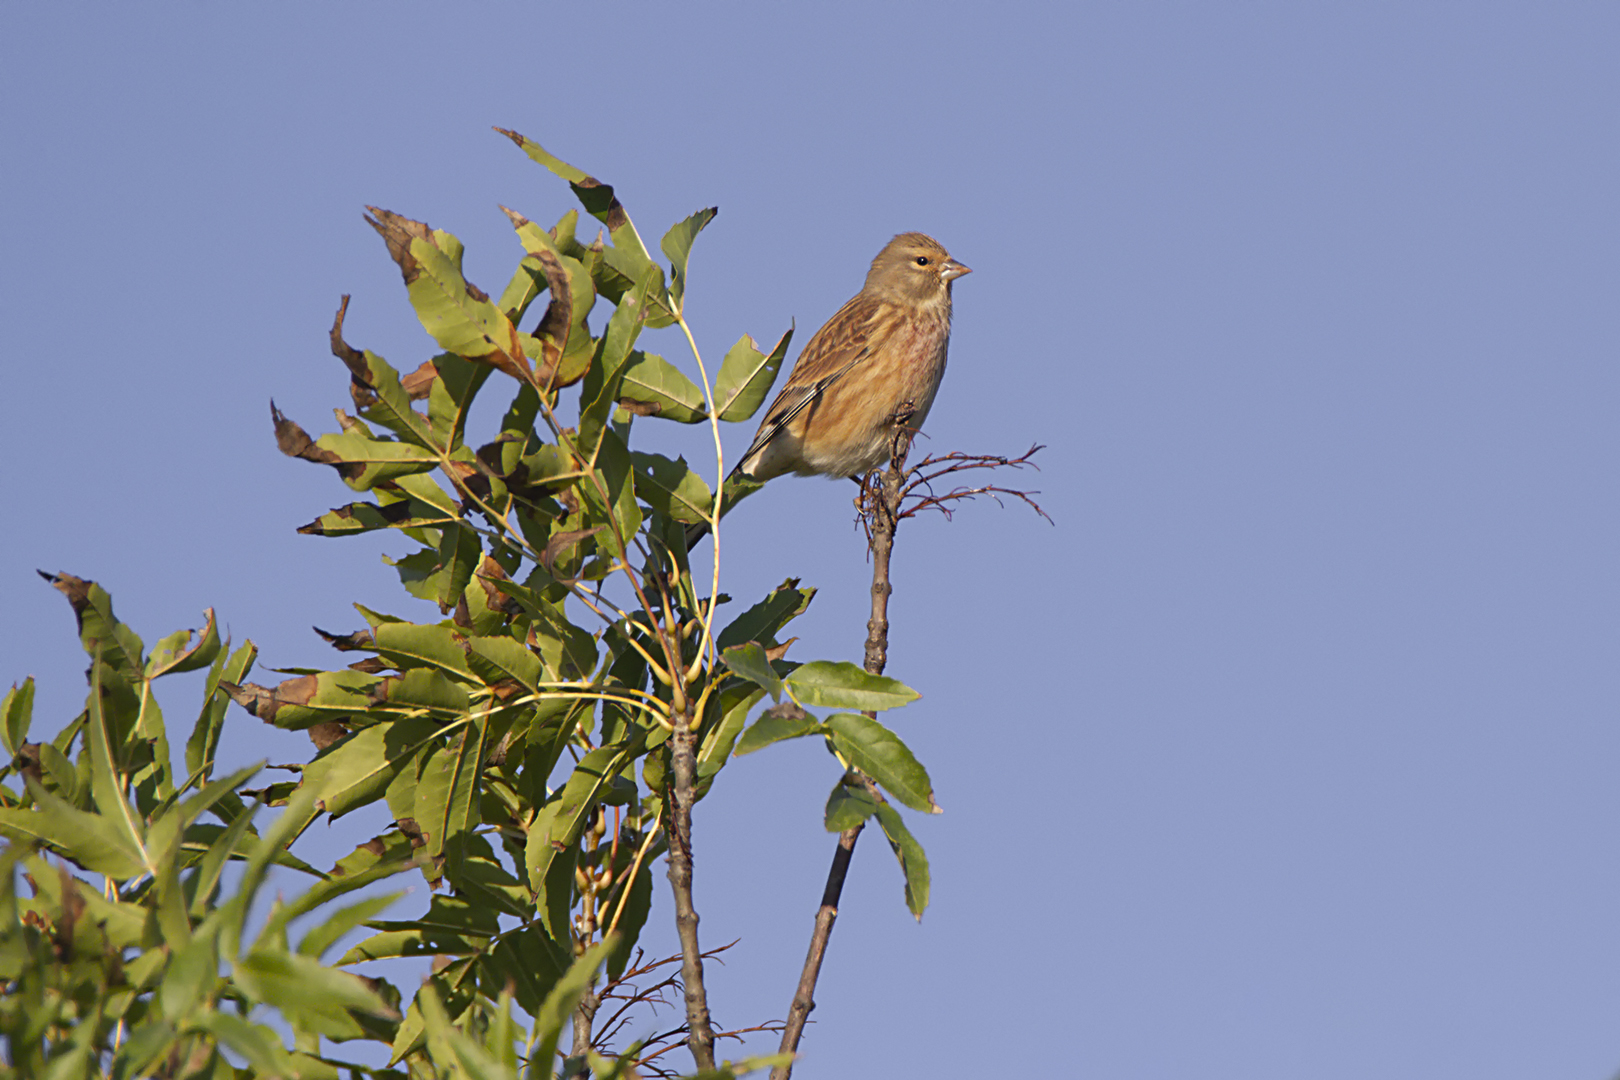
[824,713,939,814]
[372,622,477,681]
[160,925,220,1021]
[298,891,405,962]
[660,206,718,311]
[272,830,420,929]
[466,633,542,691]
[530,938,616,1080]
[500,207,596,389]
[186,640,257,782]
[786,660,920,711]
[425,352,494,450]
[302,717,440,820]
[618,351,708,423]
[581,428,642,561]
[713,328,793,422]
[234,948,398,1038]
[309,430,440,490]
[578,266,659,454]
[220,669,380,730]
[297,496,458,537]
[366,208,530,385]
[419,981,516,1080]
[40,572,143,672]
[0,780,145,878]
[697,684,766,776]
[524,740,644,896]
[874,803,931,918]
[824,778,879,832]
[85,657,153,873]
[188,1012,298,1078]
[145,609,222,678]
[604,849,655,981]
[435,523,483,613]
[340,894,497,964]
[1,677,33,757]
[721,642,783,702]
[716,579,816,651]
[735,705,826,756]
[413,716,493,885]
[631,452,714,526]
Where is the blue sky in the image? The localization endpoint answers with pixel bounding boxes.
[3,4,1617,1077]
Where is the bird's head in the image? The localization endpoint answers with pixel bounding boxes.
[865,232,971,306]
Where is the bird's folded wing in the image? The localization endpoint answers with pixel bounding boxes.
[734,293,886,474]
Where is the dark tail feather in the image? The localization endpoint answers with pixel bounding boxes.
[684,464,761,551]
[684,517,711,549]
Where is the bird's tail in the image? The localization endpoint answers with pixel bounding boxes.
[683,467,764,550]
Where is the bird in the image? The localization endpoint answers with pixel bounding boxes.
[685,232,971,547]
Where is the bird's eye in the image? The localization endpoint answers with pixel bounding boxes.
[914,256,930,266]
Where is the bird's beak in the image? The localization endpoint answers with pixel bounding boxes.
[942,260,972,282]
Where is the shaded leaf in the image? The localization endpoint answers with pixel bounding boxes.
[631,452,714,525]
[721,642,783,702]
[716,578,816,652]
[824,777,879,832]
[874,803,931,919]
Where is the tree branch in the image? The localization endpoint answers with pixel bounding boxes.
[667,703,717,1070]
[772,430,912,1080]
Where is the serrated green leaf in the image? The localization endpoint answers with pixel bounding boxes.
[713,328,793,422]
[874,803,931,918]
[618,351,708,423]
[786,660,920,711]
[824,713,938,814]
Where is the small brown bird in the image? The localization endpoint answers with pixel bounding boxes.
[687,232,971,545]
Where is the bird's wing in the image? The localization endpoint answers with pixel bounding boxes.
[735,293,884,473]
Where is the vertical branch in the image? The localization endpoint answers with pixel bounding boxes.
[567,988,600,1078]
[667,700,717,1071]
[773,433,910,1080]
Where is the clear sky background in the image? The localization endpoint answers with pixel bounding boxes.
[3,4,1617,1077]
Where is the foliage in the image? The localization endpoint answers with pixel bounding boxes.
[0,131,938,1077]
